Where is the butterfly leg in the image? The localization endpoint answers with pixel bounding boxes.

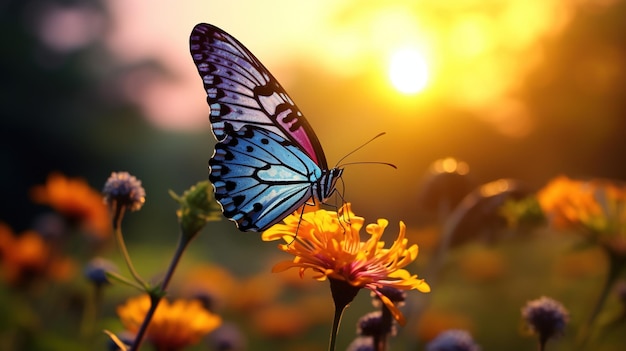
[289,186,324,244]
[327,178,353,232]
[285,202,310,246]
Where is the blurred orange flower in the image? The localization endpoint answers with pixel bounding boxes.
[117,294,221,351]
[0,223,49,284]
[0,222,75,285]
[178,264,238,311]
[229,272,283,312]
[537,175,626,255]
[30,173,111,240]
[262,203,430,325]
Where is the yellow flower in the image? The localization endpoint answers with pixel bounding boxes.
[30,173,111,240]
[262,204,430,325]
[537,176,626,254]
[117,295,221,350]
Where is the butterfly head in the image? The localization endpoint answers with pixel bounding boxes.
[318,167,344,202]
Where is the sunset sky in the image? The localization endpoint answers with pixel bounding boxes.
[97,0,610,134]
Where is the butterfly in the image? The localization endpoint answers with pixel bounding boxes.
[189,23,344,232]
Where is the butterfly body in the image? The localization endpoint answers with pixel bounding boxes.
[190,23,342,231]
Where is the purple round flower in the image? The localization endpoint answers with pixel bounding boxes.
[346,336,374,351]
[521,296,569,343]
[84,257,117,286]
[426,329,481,351]
[208,323,247,351]
[102,172,145,212]
[357,311,396,337]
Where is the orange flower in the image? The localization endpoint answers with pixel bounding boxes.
[30,173,111,240]
[0,223,50,284]
[229,272,283,312]
[117,294,221,351]
[537,176,603,231]
[0,222,75,285]
[537,176,626,254]
[262,204,430,325]
[178,264,237,311]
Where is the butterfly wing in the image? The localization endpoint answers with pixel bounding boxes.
[190,23,328,169]
[209,125,322,231]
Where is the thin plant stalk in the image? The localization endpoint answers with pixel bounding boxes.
[373,304,393,351]
[576,249,626,349]
[128,234,192,351]
[538,336,547,351]
[112,204,147,290]
[79,284,103,340]
[328,304,346,351]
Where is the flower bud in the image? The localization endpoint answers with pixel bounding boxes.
[169,181,221,238]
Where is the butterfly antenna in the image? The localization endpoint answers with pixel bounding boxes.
[335,132,396,169]
[337,161,397,169]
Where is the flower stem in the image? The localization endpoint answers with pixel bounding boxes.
[128,294,161,351]
[112,205,147,290]
[373,303,393,351]
[576,249,626,349]
[129,234,192,351]
[329,304,345,351]
[160,234,191,289]
[80,284,103,340]
[328,279,360,351]
[106,271,145,291]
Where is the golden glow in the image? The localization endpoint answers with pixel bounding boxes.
[100,0,596,135]
[449,15,492,58]
[432,157,470,175]
[388,47,430,94]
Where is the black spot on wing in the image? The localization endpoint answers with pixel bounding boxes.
[223,123,235,134]
[219,165,230,176]
[239,216,255,230]
[225,181,237,191]
[233,195,245,207]
[212,147,235,161]
[210,102,230,116]
[208,173,219,183]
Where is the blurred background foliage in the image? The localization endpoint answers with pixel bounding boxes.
[1,0,626,350]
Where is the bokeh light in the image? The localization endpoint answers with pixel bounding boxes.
[388,47,430,94]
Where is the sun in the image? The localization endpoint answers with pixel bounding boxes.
[388,47,430,95]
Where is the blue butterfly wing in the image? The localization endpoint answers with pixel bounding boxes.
[190,23,343,232]
[190,23,328,169]
[209,125,322,231]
